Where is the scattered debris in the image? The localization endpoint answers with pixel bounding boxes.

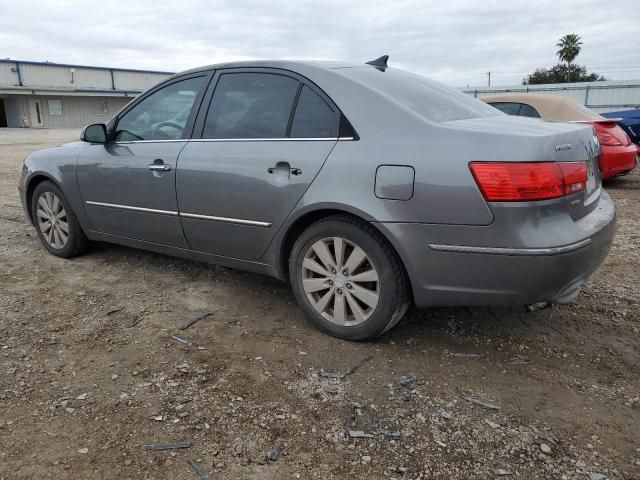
[266,444,282,461]
[440,410,453,420]
[144,441,192,451]
[127,315,144,328]
[530,426,559,446]
[179,311,211,330]
[78,447,89,454]
[171,335,190,345]
[450,352,483,358]
[526,302,549,312]
[319,356,374,380]
[494,465,512,476]
[465,396,501,410]
[540,443,552,454]
[106,305,125,315]
[187,459,211,479]
[75,393,88,400]
[485,419,501,429]
[393,373,417,389]
[349,430,375,439]
[586,473,608,480]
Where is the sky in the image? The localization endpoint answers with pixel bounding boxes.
[1,0,639,87]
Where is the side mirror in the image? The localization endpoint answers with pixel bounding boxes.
[81,123,107,144]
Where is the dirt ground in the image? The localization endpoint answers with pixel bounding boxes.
[0,128,638,480]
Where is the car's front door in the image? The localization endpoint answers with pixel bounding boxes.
[176,70,342,260]
[77,73,209,247]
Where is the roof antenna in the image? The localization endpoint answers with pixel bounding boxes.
[366,55,389,70]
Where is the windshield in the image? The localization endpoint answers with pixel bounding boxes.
[341,67,501,123]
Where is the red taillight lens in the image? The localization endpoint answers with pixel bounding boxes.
[469,161,587,201]
[597,130,623,146]
[558,162,588,194]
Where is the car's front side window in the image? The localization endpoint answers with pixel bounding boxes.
[115,76,205,142]
[202,73,299,139]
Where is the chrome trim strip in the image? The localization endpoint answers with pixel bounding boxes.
[114,139,186,144]
[188,137,338,143]
[428,239,592,256]
[180,212,271,227]
[86,201,272,227]
[114,137,352,144]
[86,201,178,216]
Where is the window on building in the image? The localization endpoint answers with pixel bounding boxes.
[290,86,339,138]
[48,99,63,116]
[203,73,299,139]
[96,100,108,115]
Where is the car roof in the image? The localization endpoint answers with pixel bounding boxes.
[179,60,366,76]
[482,93,605,122]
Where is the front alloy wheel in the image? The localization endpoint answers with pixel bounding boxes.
[36,191,69,250]
[31,180,89,258]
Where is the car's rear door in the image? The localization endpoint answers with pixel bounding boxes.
[176,68,341,260]
[77,73,210,246]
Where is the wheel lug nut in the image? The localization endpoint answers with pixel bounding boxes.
[337,289,342,295]
[328,280,333,285]
[332,269,337,274]
[346,283,352,289]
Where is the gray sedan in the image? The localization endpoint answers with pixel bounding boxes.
[19,56,616,340]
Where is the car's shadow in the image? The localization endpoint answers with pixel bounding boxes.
[87,240,566,349]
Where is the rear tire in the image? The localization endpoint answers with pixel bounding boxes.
[31,181,89,258]
[289,215,410,341]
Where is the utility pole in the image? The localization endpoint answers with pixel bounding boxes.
[486,72,491,87]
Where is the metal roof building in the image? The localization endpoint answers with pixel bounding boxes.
[0,59,172,128]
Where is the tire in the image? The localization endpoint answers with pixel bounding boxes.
[289,215,410,341]
[31,180,89,258]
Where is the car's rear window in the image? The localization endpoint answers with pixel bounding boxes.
[341,67,501,123]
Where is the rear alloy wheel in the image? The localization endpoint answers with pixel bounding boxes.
[31,181,89,258]
[302,237,380,326]
[290,215,410,340]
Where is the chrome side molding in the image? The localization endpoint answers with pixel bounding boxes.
[85,201,271,227]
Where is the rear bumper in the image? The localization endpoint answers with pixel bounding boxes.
[378,190,616,308]
[600,144,638,179]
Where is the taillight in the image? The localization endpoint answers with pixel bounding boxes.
[597,130,623,146]
[469,161,588,202]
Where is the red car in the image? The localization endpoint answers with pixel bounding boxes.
[483,93,639,180]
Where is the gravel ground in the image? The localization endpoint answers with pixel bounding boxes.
[0,129,639,480]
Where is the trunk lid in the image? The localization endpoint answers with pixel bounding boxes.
[445,115,602,220]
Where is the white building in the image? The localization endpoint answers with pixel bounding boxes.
[0,59,172,128]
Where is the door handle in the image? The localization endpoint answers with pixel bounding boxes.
[148,162,171,172]
[267,164,302,175]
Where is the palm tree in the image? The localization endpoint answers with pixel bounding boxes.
[556,34,583,82]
